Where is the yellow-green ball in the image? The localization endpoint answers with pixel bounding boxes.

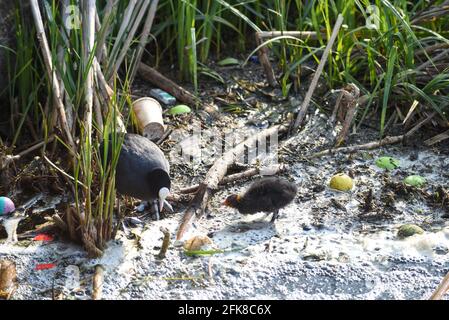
[329,173,354,191]
[397,224,424,239]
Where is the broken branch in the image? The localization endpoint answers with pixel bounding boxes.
[176,124,287,240]
[138,62,199,106]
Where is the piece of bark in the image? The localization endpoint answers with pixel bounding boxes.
[92,264,105,300]
[424,129,449,146]
[255,32,277,87]
[157,227,170,259]
[309,135,405,159]
[138,63,199,106]
[176,124,287,240]
[333,84,360,146]
[0,260,17,300]
[430,271,449,300]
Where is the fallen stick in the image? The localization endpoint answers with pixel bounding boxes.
[293,14,344,130]
[157,227,171,259]
[176,124,287,240]
[92,265,105,300]
[0,135,55,169]
[166,193,193,203]
[255,32,277,87]
[138,62,199,106]
[424,129,449,146]
[308,134,405,159]
[179,163,286,194]
[430,271,449,300]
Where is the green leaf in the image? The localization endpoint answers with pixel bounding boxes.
[404,175,426,187]
[184,249,225,256]
[217,57,240,66]
[380,46,397,137]
[397,224,424,239]
[168,105,192,115]
[375,156,400,170]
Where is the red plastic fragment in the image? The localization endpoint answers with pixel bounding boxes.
[35,263,56,271]
[33,234,54,242]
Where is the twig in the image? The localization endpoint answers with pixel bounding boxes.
[166,193,193,203]
[30,0,75,151]
[430,270,449,300]
[157,227,171,259]
[293,14,344,130]
[257,31,326,40]
[425,129,449,146]
[416,48,449,72]
[176,124,287,240]
[138,62,199,106]
[43,155,88,189]
[179,164,286,194]
[0,135,55,169]
[308,135,405,159]
[92,265,105,300]
[254,32,277,87]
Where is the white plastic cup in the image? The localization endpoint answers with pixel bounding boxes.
[132,97,166,142]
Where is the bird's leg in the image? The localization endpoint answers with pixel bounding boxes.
[136,201,148,212]
[153,200,160,221]
[163,200,174,213]
[270,210,279,223]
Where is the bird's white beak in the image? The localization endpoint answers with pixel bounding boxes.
[158,187,171,212]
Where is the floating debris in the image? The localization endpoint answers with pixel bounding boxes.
[0,197,15,215]
[217,57,240,66]
[168,104,192,115]
[0,259,17,300]
[184,235,214,252]
[149,88,176,105]
[329,173,354,191]
[33,234,54,242]
[92,265,105,300]
[35,263,57,271]
[397,224,425,239]
[375,156,400,170]
[404,175,426,187]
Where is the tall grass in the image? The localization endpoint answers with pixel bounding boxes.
[151,0,448,135]
[8,0,157,256]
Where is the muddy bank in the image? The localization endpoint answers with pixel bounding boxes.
[1,131,448,299]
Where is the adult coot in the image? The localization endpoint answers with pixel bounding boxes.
[223,177,297,222]
[101,133,172,219]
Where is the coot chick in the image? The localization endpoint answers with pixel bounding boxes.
[223,177,297,222]
[101,133,172,220]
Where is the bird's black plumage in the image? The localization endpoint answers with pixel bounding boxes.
[224,177,297,222]
[101,133,170,202]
